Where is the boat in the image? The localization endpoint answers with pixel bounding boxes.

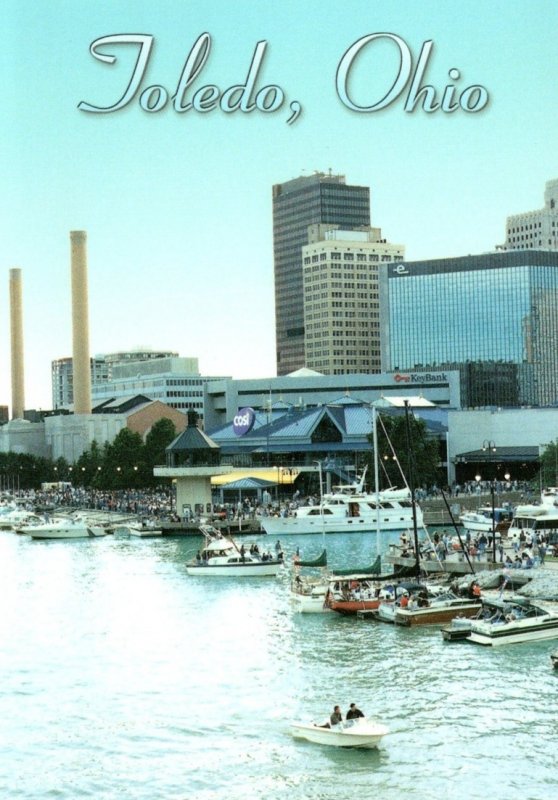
[508,502,558,544]
[290,549,331,613]
[393,590,482,627]
[323,557,414,614]
[261,466,423,536]
[185,525,283,577]
[24,518,107,539]
[459,506,512,537]
[0,509,46,531]
[291,717,389,749]
[465,597,558,646]
[127,521,163,537]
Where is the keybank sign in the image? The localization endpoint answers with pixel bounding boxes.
[394,372,448,383]
[233,407,256,436]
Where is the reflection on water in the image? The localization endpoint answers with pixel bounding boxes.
[0,530,556,800]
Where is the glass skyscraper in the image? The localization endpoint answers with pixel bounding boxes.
[272,172,370,375]
[380,250,558,407]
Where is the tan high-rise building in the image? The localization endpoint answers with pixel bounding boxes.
[302,225,404,375]
[70,230,92,414]
[500,178,558,251]
[9,268,25,419]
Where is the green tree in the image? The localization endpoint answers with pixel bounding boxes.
[540,440,558,488]
[102,428,145,489]
[74,440,104,487]
[143,418,176,484]
[367,411,441,491]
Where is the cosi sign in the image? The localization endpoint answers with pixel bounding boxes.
[233,407,256,436]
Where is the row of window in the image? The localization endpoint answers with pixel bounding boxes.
[304,253,398,265]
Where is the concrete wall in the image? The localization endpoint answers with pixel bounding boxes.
[0,420,50,458]
[45,414,126,463]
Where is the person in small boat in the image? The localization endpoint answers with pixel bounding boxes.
[346,703,364,720]
[399,591,410,608]
[318,705,343,728]
[195,551,202,563]
[239,544,246,562]
[330,705,343,726]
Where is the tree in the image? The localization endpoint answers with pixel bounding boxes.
[144,418,176,484]
[540,440,558,488]
[102,428,145,489]
[367,411,441,491]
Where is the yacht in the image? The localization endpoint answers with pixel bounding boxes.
[186,525,283,577]
[261,469,422,536]
[24,518,107,540]
[466,598,558,646]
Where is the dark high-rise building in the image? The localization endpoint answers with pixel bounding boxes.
[380,250,558,407]
[272,172,370,375]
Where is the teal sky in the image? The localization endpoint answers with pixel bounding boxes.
[1,0,557,410]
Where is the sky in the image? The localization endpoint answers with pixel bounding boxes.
[1,0,557,411]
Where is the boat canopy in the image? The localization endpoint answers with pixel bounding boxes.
[331,555,382,577]
[297,549,327,568]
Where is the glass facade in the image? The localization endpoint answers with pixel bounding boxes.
[272,173,370,375]
[383,251,558,407]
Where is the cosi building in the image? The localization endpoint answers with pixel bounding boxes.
[379,250,558,408]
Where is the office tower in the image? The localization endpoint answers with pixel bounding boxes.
[272,172,370,375]
[380,250,558,407]
[9,268,25,419]
[302,225,404,374]
[500,178,558,251]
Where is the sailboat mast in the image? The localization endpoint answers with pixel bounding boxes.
[403,400,421,579]
[372,405,381,554]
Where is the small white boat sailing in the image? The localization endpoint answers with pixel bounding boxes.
[185,525,283,577]
[291,716,389,749]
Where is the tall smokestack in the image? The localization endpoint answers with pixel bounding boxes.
[9,268,25,420]
[70,230,91,414]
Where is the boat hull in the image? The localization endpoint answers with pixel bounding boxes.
[28,525,106,540]
[186,562,282,577]
[291,720,388,749]
[261,514,420,536]
[395,602,481,627]
[327,598,381,615]
[467,617,558,646]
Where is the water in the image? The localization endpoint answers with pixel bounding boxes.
[1,531,557,800]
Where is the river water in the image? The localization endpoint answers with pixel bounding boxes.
[1,529,556,800]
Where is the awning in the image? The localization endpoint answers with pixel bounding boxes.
[211,469,300,486]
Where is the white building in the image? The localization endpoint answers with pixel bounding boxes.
[302,225,404,374]
[500,178,558,251]
[90,356,227,421]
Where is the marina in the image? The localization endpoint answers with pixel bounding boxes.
[1,527,557,799]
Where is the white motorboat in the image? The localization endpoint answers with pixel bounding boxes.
[25,518,107,540]
[466,598,558,646]
[291,717,389,749]
[0,509,45,531]
[459,506,512,536]
[261,468,422,536]
[186,525,283,577]
[127,522,163,537]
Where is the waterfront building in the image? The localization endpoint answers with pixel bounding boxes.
[273,172,370,375]
[380,250,558,408]
[90,355,218,418]
[53,352,226,422]
[499,178,558,251]
[302,225,404,375]
[203,369,460,432]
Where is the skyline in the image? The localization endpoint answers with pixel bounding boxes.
[2,1,557,411]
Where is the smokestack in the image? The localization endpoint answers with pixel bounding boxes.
[70,230,92,414]
[9,268,25,420]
